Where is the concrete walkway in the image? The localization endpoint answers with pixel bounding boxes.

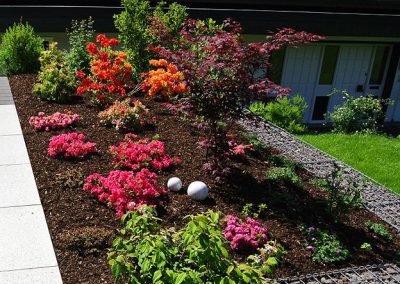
[0,77,62,283]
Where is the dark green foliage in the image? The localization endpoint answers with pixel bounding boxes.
[114,0,187,74]
[109,206,265,283]
[250,95,308,133]
[241,203,267,219]
[327,90,390,133]
[266,166,302,188]
[33,43,77,102]
[0,22,43,75]
[55,167,85,190]
[66,17,95,72]
[268,154,303,171]
[364,220,393,241]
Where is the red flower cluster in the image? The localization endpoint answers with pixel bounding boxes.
[223,215,268,252]
[29,111,79,132]
[48,132,98,159]
[141,59,188,99]
[83,169,167,218]
[110,134,181,171]
[76,34,132,107]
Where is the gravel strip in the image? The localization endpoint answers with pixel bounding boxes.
[239,115,400,283]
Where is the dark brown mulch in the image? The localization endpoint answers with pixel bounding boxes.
[9,74,400,283]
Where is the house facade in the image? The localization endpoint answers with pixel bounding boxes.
[2,0,400,123]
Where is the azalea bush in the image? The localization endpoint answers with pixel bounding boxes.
[109,206,266,283]
[141,59,188,100]
[76,34,133,107]
[151,18,322,176]
[33,42,77,103]
[110,134,180,171]
[29,111,79,132]
[48,132,98,159]
[0,22,43,75]
[223,215,269,253]
[83,169,166,218]
[98,98,148,132]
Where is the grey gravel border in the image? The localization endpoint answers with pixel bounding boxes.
[239,114,400,283]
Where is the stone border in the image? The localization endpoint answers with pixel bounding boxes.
[239,114,400,283]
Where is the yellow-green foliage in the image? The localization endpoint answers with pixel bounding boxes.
[33,42,77,102]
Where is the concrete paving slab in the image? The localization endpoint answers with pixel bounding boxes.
[0,266,62,284]
[0,135,30,165]
[0,164,40,208]
[0,105,22,135]
[0,205,58,271]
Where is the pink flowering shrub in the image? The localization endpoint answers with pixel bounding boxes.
[98,98,148,132]
[223,215,268,253]
[48,132,98,159]
[83,169,167,218]
[29,111,79,131]
[109,134,180,171]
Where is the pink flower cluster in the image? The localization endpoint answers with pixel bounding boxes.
[29,112,79,132]
[109,134,181,171]
[226,134,253,156]
[223,215,268,252]
[83,169,167,218]
[48,132,98,159]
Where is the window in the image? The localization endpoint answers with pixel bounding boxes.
[312,96,330,120]
[319,45,339,85]
[369,46,389,85]
[269,48,286,84]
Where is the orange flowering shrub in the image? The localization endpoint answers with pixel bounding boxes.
[76,34,133,107]
[141,59,187,99]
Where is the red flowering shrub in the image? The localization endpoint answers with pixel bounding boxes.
[110,134,180,171]
[48,132,98,159]
[141,59,188,99]
[83,169,167,218]
[223,215,268,253]
[76,34,133,107]
[98,98,148,132]
[29,111,79,131]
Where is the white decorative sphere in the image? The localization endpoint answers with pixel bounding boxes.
[167,177,182,192]
[187,181,209,201]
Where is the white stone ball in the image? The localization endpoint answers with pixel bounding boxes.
[167,177,182,192]
[187,181,209,201]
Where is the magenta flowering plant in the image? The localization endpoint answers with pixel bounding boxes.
[223,214,268,253]
[83,168,167,218]
[29,111,79,131]
[48,132,98,159]
[109,134,181,171]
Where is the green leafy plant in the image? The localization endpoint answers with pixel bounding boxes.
[249,95,308,133]
[240,132,269,154]
[55,167,85,190]
[109,206,266,283]
[0,22,43,75]
[266,166,302,188]
[66,17,95,72]
[268,154,303,171]
[33,42,77,102]
[327,90,391,133]
[360,242,372,251]
[300,225,349,263]
[247,240,285,275]
[242,203,267,219]
[364,220,393,241]
[323,163,363,221]
[114,0,187,74]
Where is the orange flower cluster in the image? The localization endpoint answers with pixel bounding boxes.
[76,34,132,107]
[142,59,188,99]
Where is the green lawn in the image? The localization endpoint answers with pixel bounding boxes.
[298,133,400,194]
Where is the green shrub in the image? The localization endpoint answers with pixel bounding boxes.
[0,22,43,75]
[249,95,308,133]
[364,220,393,241]
[66,17,95,72]
[109,206,266,283]
[327,90,389,133]
[266,166,302,188]
[33,43,76,102]
[114,0,187,74]
[241,203,267,219]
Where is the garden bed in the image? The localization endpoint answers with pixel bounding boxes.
[10,74,400,283]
